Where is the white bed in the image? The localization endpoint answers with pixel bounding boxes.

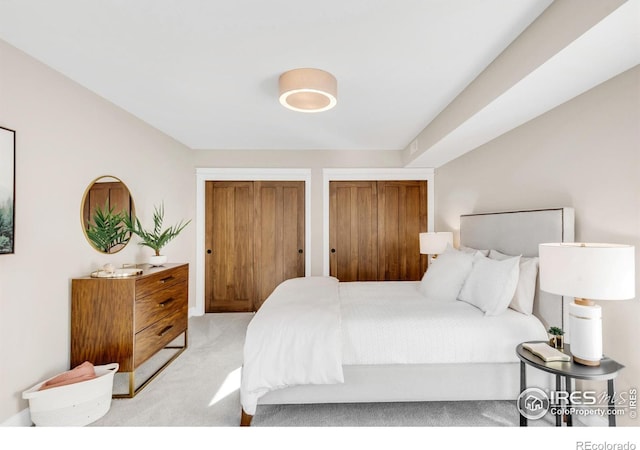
[340,281,548,365]
[240,207,575,425]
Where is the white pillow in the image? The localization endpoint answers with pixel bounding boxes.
[489,249,539,315]
[419,247,475,301]
[458,253,521,316]
[459,245,489,257]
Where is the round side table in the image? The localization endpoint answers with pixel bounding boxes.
[516,341,624,427]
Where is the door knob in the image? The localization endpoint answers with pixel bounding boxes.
[331,248,336,253]
[207,249,212,254]
[298,249,303,254]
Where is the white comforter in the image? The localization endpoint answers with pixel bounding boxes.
[241,277,548,415]
[240,276,344,415]
[340,281,548,365]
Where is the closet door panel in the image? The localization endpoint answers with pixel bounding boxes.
[329,179,428,283]
[255,183,279,307]
[205,181,254,312]
[254,181,305,310]
[378,183,402,280]
[282,184,305,280]
[378,180,428,281]
[329,181,378,281]
[206,180,305,312]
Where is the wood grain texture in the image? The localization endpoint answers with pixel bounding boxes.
[329,180,427,282]
[134,305,187,367]
[205,181,255,312]
[71,278,135,371]
[240,409,253,426]
[135,264,187,299]
[377,180,428,281]
[71,264,188,375]
[205,181,305,312]
[254,181,304,310]
[135,281,187,333]
[329,181,378,281]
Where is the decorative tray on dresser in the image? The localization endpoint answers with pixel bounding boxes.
[71,263,189,398]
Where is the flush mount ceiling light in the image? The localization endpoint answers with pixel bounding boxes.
[278,68,337,113]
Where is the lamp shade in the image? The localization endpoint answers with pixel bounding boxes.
[539,243,635,300]
[279,68,337,113]
[419,232,453,255]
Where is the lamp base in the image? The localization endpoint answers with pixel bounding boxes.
[574,297,595,307]
[569,300,603,367]
[572,355,601,367]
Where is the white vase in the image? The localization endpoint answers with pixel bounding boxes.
[149,255,167,267]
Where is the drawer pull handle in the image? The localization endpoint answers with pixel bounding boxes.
[158,325,173,337]
[159,276,175,284]
[158,298,175,308]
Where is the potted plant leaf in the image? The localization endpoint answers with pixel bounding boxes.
[548,326,565,349]
[124,202,190,266]
[85,202,130,254]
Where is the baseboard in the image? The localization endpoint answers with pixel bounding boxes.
[1,408,32,427]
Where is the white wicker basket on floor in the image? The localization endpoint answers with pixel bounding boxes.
[22,363,119,426]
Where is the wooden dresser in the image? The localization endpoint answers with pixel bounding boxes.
[71,263,188,397]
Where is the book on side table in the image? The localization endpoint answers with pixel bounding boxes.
[523,342,571,362]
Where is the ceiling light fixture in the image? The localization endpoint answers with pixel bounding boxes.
[278,68,337,113]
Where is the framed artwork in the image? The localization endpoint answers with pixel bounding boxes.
[0,126,15,254]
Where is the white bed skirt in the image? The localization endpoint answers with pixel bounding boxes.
[258,363,553,406]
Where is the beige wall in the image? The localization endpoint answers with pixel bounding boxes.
[192,150,405,276]
[434,66,640,425]
[0,40,196,423]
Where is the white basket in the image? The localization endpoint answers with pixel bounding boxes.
[22,363,119,426]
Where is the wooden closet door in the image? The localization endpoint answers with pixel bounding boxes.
[377,180,428,281]
[205,181,254,312]
[329,181,378,281]
[254,181,305,310]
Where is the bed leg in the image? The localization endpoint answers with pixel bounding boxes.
[240,409,253,427]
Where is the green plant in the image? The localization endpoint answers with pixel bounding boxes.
[85,202,130,253]
[124,202,190,256]
[548,326,564,336]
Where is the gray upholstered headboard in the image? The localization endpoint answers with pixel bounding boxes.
[459,208,575,330]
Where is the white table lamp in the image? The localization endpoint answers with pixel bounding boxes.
[419,232,453,260]
[539,243,635,366]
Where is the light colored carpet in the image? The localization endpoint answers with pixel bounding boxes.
[91,312,544,427]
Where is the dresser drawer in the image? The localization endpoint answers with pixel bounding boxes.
[135,281,187,333]
[135,264,188,299]
[134,306,187,367]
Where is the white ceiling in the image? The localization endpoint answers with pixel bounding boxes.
[408,0,640,167]
[0,0,637,163]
